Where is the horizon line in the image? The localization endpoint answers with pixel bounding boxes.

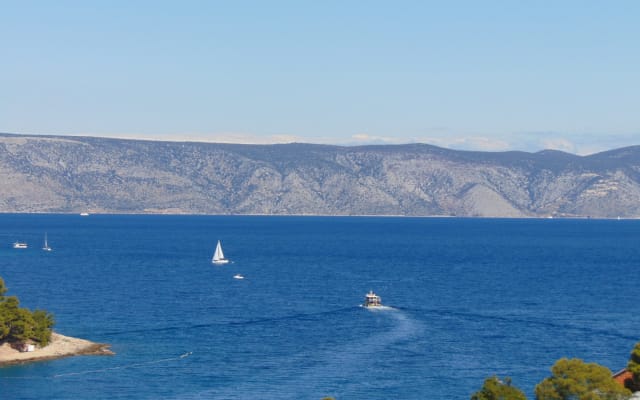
[0,130,637,157]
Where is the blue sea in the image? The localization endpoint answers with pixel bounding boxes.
[1,215,639,399]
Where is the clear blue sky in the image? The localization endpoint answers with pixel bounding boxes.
[1,1,638,154]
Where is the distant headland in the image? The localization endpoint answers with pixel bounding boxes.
[0,332,113,366]
[0,276,113,366]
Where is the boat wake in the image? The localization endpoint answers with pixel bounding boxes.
[360,304,394,311]
[0,352,193,380]
[51,351,193,378]
[52,351,193,378]
[185,306,424,399]
[280,307,423,398]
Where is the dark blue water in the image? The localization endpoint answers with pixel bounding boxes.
[1,215,639,399]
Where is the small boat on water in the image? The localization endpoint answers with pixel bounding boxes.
[362,291,382,308]
[211,240,230,264]
[233,274,244,280]
[13,242,28,249]
[42,233,52,251]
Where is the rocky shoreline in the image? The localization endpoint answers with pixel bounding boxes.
[0,332,114,366]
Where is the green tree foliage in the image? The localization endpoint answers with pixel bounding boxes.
[31,310,55,346]
[0,276,55,346]
[9,308,36,343]
[534,358,631,400]
[0,295,20,338]
[626,341,640,392]
[471,376,528,400]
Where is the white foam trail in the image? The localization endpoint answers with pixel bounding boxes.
[177,308,424,399]
[285,306,422,396]
[360,304,395,311]
[52,352,193,378]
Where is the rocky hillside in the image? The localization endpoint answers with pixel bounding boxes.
[1,133,639,218]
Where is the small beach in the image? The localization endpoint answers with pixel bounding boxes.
[0,332,113,366]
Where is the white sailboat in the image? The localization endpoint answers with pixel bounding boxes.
[211,240,229,264]
[42,233,52,251]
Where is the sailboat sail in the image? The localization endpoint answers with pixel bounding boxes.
[213,241,224,260]
[43,233,52,251]
[212,240,229,264]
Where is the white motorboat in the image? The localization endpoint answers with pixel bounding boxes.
[362,291,382,308]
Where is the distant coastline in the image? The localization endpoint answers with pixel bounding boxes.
[1,133,639,218]
[0,332,113,366]
[0,211,636,221]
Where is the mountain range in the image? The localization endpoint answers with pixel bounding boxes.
[1,132,639,218]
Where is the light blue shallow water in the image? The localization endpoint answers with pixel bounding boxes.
[0,215,639,399]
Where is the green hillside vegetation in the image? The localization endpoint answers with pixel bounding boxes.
[0,277,55,347]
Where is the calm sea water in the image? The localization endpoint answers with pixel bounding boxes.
[0,215,639,399]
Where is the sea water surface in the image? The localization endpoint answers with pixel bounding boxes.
[0,215,639,399]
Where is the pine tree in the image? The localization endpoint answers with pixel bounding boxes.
[535,358,630,400]
[0,276,55,346]
[471,376,527,400]
[627,342,640,392]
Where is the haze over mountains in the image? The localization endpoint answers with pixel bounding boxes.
[1,133,639,218]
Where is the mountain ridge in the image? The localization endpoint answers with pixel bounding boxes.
[1,132,639,218]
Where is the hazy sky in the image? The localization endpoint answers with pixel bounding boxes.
[1,1,638,154]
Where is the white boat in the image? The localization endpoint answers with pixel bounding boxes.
[80,212,90,216]
[211,240,230,264]
[42,233,52,251]
[233,274,244,280]
[13,242,28,249]
[362,291,382,308]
